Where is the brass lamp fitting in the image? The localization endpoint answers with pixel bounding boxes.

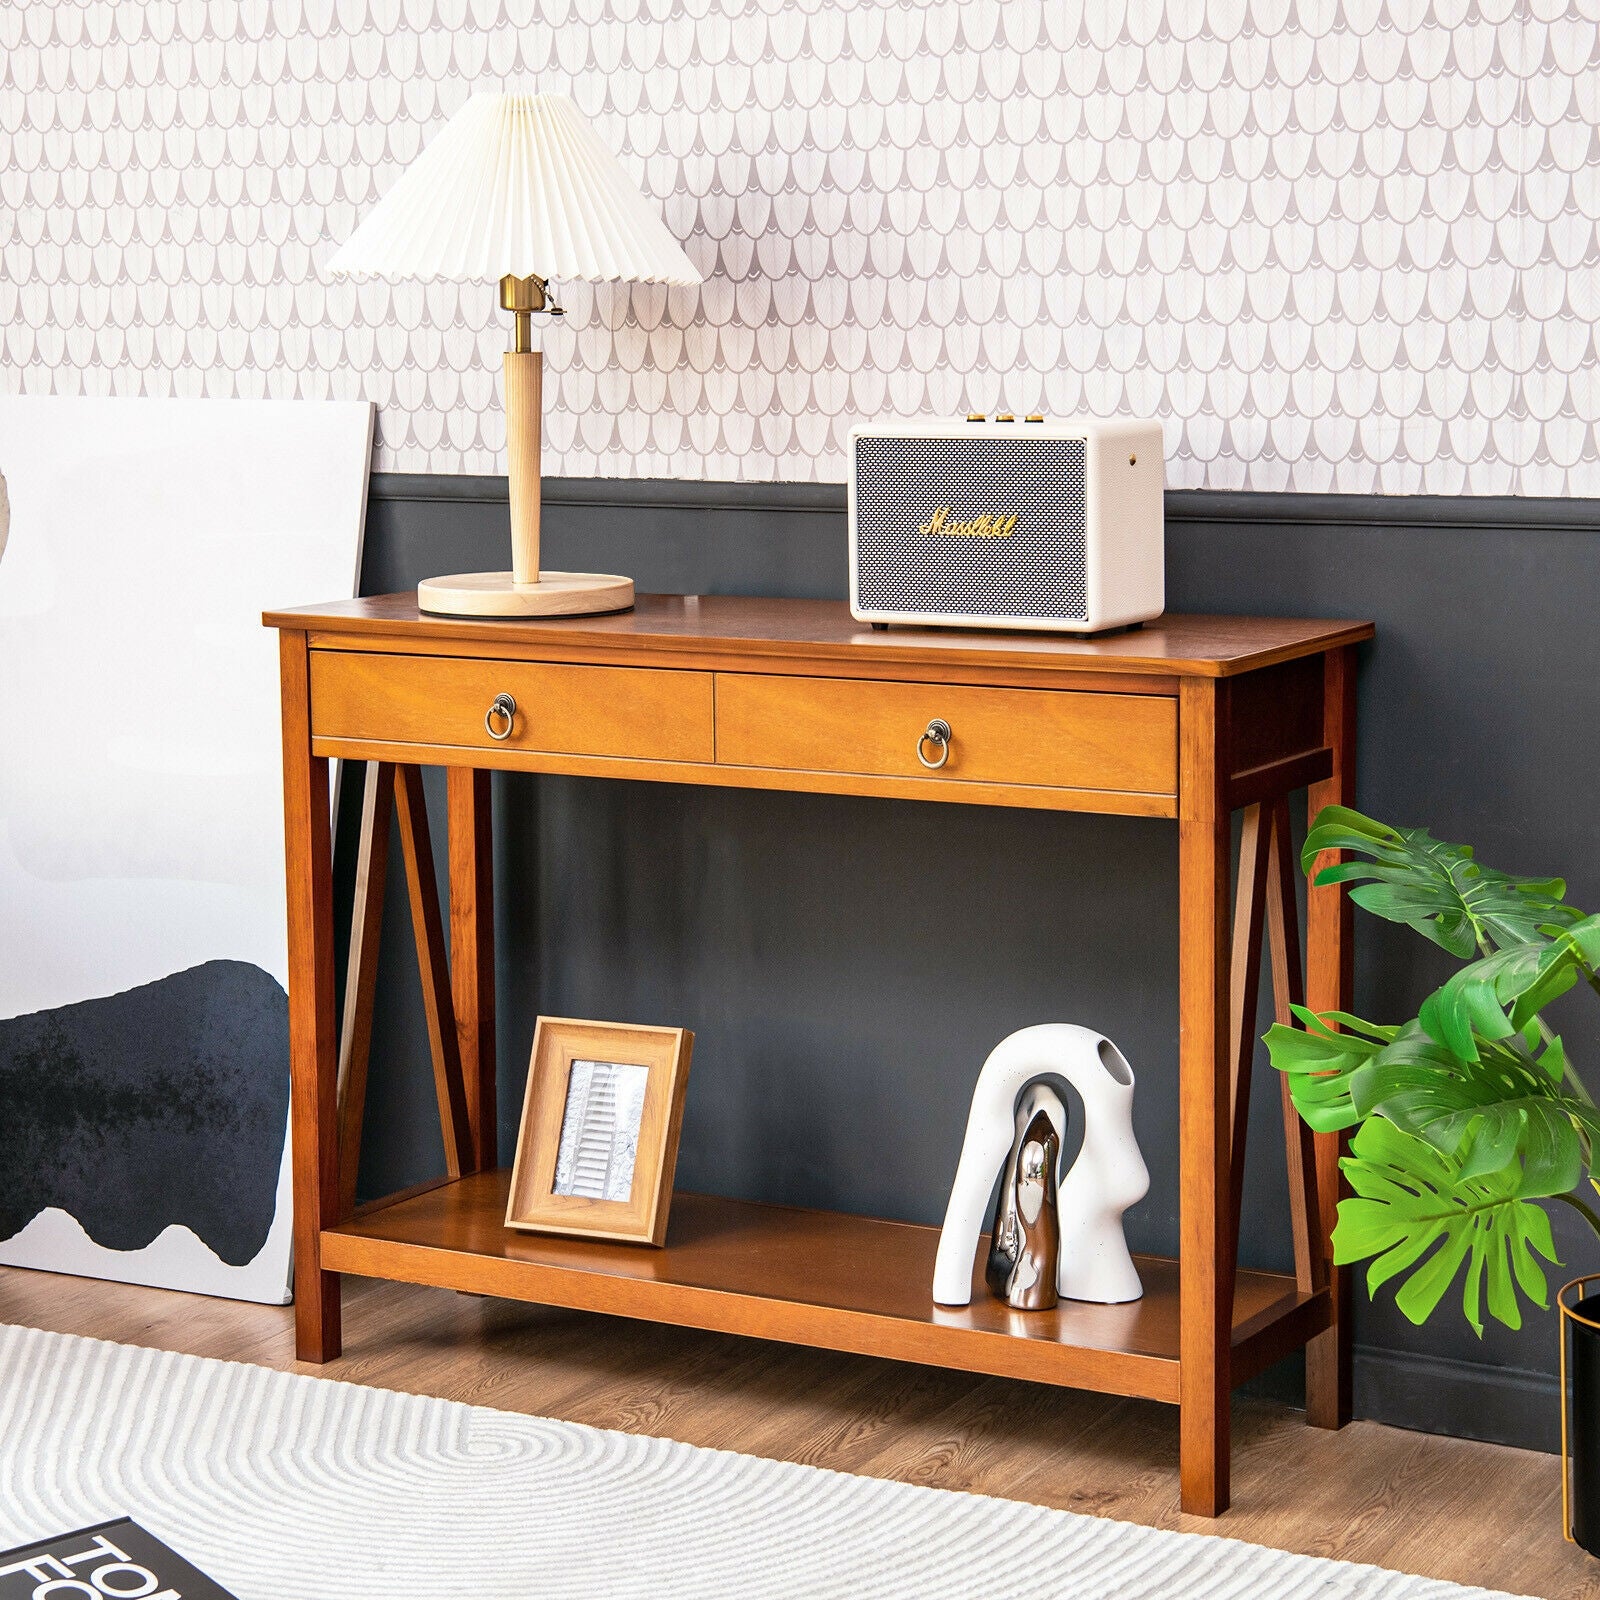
[499,273,562,353]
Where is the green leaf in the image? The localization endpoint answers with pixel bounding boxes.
[1302,805,1582,959]
[1333,1120,1560,1335]
[1419,947,1551,1061]
[1264,1006,1396,1133]
[1300,805,1408,866]
[1350,1027,1592,1192]
[1419,918,1600,1063]
[1561,913,1600,967]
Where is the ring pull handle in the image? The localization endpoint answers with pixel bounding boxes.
[485,692,517,741]
[917,718,952,770]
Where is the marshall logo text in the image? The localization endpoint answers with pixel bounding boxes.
[916,507,1018,538]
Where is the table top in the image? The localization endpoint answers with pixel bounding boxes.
[266,594,1373,679]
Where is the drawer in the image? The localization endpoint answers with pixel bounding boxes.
[310,651,715,763]
[715,674,1176,795]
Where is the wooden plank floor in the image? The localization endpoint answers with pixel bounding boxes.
[0,1265,1586,1598]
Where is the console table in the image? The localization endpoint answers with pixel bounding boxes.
[267,594,1372,1516]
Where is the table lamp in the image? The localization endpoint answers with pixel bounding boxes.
[328,92,702,617]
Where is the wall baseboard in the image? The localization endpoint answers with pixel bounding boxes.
[1244,1345,1559,1455]
[1355,1346,1559,1454]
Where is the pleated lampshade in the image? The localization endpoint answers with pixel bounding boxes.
[326,92,696,619]
[327,92,702,286]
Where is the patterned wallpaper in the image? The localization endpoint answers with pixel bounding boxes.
[2,0,1598,493]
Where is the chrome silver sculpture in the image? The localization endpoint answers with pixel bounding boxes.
[984,1082,1064,1310]
[934,1023,1151,1308]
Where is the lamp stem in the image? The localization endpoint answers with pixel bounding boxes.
[499,274,549,587]
[504,348,542,586]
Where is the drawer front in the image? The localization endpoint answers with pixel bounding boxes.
[311,651,715,763]
[716,674,1176,795]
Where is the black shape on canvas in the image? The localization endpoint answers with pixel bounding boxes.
[0,960,289,1265]
[0,1517,240,1598]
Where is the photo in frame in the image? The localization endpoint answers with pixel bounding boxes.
[505,1018,693,1246]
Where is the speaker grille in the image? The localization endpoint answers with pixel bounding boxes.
[854,435,1088,619]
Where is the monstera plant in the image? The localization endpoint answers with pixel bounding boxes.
[1266,805,1600,1336]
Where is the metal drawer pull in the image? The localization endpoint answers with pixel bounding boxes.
[485,692,517,741]
[917,718,952,770]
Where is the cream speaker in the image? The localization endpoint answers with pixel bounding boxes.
[848,417,1165,634]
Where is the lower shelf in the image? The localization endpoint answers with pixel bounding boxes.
[322,1170,1331,1404]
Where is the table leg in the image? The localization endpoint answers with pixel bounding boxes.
[448,767,497,1171]
[393,766,473,1176]
[280,630,341,1362]
[1265,796,1326,1300]
[337,761,394,1216]
[1178,679,1232,1515]
[1305,645,1357,1428]
[1226,804,1269,1258]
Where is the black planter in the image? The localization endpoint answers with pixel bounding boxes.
[1562,1278,1600,1555]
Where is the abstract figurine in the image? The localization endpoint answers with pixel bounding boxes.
[934,1024,1151,1308]
[984,1082,1065,1310]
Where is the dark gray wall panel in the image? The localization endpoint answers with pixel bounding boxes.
[1168,492,1600,1406]
[335,476,1600,1452]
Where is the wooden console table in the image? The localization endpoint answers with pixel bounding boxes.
[267,594,1372,1516]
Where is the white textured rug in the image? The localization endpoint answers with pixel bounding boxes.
[0,1325,1529,1600]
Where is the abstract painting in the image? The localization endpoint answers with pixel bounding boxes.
[0,396,372,1303]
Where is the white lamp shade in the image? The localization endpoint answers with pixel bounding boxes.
[327,93,702,286]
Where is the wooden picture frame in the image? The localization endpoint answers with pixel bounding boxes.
[505,1017,693,1246]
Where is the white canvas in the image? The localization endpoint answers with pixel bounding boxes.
[0,396,373,1304]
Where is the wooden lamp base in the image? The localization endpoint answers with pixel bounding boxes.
[417,570,635,618]
[418,341,636,620]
